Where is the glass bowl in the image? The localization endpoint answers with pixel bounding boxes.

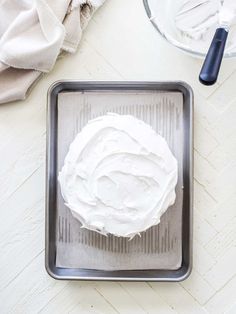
[143,0,236,59]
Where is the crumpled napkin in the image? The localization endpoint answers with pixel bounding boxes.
[0,0,105,104]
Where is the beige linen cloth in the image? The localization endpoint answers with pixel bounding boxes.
[0,0,105,104]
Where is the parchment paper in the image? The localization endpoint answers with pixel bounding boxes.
[56,90,183,270]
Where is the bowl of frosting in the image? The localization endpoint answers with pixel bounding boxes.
[144,0,236,58]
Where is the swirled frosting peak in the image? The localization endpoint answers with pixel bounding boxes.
[59,114,178,238]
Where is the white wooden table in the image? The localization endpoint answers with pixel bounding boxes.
[1,0,236,313]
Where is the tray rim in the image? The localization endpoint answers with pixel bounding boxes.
[45,80,193,282]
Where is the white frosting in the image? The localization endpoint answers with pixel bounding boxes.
[174,0,236,53]
[59,114,178,238]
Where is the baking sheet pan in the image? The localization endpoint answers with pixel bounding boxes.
[46,81,193,281]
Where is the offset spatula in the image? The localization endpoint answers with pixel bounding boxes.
[199,0,236,85]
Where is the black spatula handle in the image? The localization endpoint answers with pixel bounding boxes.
[199,28,228,86]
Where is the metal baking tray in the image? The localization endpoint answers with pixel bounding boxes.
[45,81,193,281]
